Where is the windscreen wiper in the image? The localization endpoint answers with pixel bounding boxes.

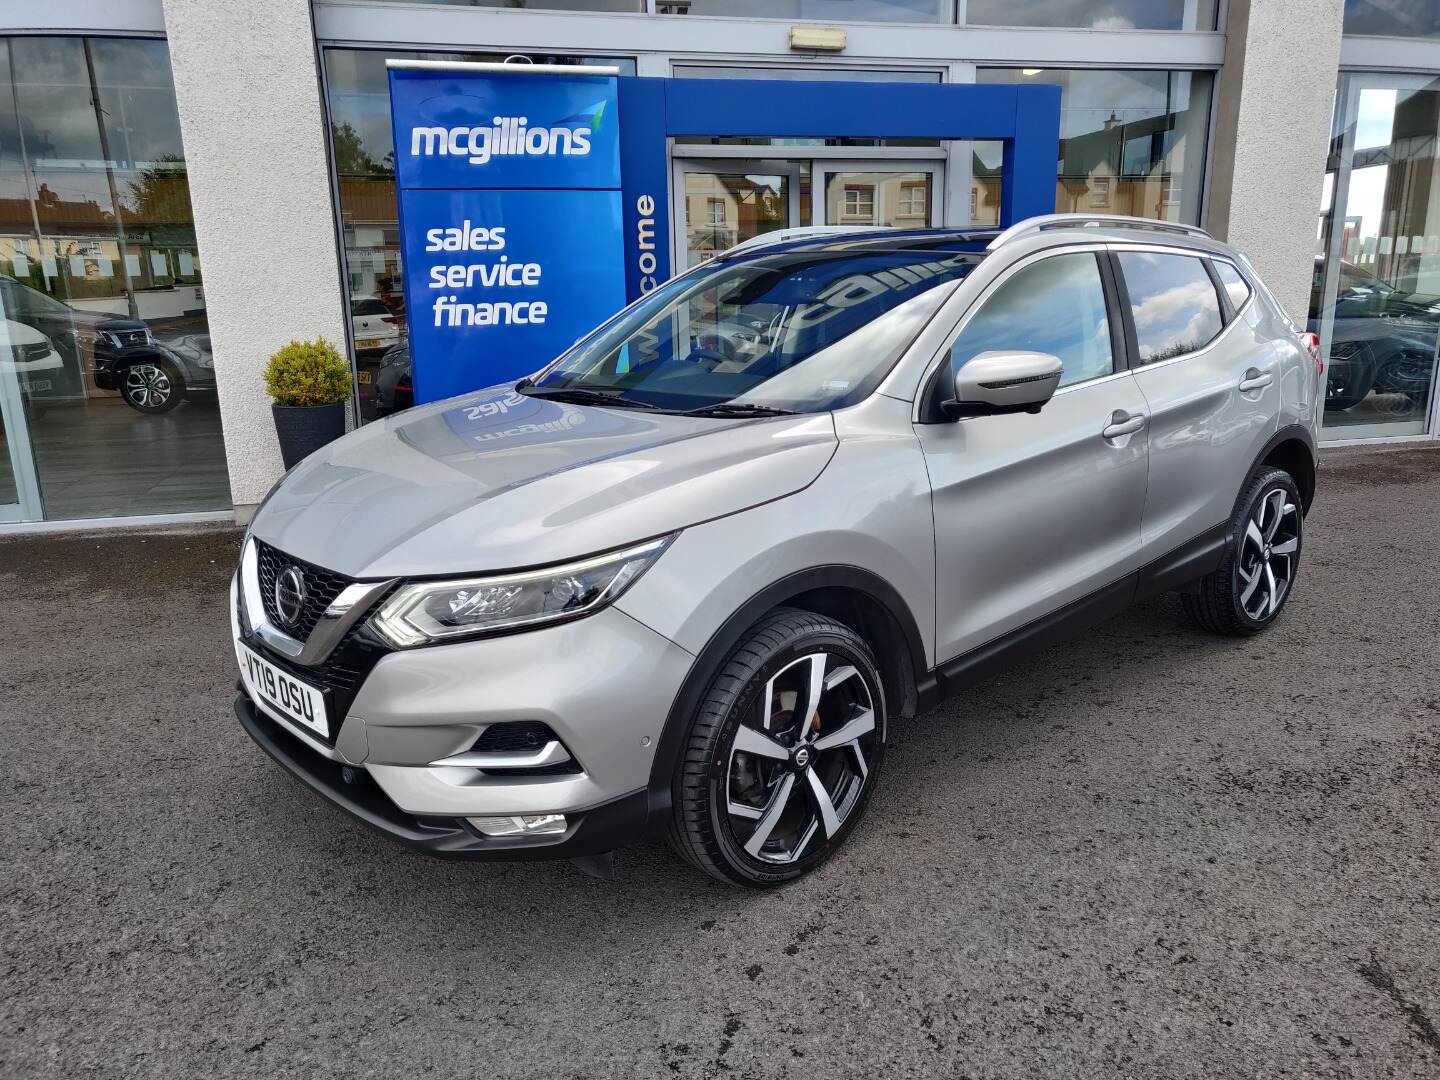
[683,402,798,418]
[518,386,658,410]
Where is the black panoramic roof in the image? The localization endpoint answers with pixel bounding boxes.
[720,227,1000,262]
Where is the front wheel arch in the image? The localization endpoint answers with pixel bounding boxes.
[645,566,926,815]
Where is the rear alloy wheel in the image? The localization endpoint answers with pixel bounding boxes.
[669,609,886,886]
[121,359,183,414]
[1182,467,1302,636]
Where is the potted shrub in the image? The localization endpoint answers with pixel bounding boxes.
[263,337,352,469]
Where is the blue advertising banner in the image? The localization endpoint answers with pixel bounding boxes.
[389,65,626,403]
[399,186,624,402]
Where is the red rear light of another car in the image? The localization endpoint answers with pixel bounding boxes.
[1299,332,1322,378]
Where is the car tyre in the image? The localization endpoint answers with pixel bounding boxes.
[668,608,886,887]
[1182,467,1302,637]
[120,358,185,414]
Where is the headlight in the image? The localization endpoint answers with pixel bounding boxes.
[369,536,673,648]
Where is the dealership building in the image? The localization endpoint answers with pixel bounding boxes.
[0,0,1435,527]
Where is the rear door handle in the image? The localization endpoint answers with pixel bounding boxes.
[1239,368,1273,392]
[1101,411,1146,440]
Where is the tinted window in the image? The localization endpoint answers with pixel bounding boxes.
[949,252,1113,389]
[1213,261,1251,314]
[351,299,388,316]
[1117,251,1223,363]
[534,247,981,413]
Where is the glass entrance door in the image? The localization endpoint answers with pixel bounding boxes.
[674,160,803,269]
[813,162,942,228]
[1315,74,1440,440]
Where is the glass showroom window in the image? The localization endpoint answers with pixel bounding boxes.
[965,0,1217,30]
[1343,0,1440,38]
[0,37,223,523]
[322,48,635,423]
[657,0,946,20]
[1312,74,1440,441]
[971,68,1214,227]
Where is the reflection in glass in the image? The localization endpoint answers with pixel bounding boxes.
[973,68,1213,226]
[966,0,1216,30]
[823,172,932,227]
[1313,77,1440,438]
[659,0,944,21]
[0,36,226,521]
[949,252,1112,388]
[682,170,791,268]
[342,0,641,7]
[323,48,637,421]
[1343,0,1440,38]
[1116,251,1223,363]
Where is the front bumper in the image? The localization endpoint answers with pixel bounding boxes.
[232,568,696,858]
[236,693,650,859]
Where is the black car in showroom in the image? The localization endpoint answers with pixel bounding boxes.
[0,274,215,413]
[1310,257,1440,411]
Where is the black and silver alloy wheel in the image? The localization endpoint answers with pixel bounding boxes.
[121,359,183,414]
[725,652,877,865]
[1183,466,1303,636]
[1236,487,1299,620]
[670,609,886,886]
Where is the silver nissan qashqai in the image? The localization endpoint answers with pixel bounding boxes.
[232,214,1319,886]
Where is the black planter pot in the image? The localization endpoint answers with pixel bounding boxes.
[272,401,347,470]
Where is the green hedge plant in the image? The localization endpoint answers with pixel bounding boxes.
[263,337,352,407]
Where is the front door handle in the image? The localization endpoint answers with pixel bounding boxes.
[1101,410,1147,440]
[1238,368,1274,392]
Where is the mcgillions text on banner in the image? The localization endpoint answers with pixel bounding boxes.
[388,66,626,402]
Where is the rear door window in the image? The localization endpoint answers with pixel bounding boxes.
[1116,250,1224,364]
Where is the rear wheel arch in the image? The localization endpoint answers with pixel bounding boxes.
[1254,426,1317,513]
[645,567,926,813]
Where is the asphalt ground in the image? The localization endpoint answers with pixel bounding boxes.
[3,444,1440,1079]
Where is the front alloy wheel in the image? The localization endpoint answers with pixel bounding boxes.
[670,609,886,886]
[121,360,183,414]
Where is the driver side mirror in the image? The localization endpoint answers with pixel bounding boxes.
[942,350,1063,420]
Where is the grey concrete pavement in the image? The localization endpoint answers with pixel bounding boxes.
[3,446,1440,1079]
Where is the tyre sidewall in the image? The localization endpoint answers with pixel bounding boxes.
[703,623,886,887]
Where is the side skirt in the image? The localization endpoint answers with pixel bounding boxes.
[915,523,1228,712]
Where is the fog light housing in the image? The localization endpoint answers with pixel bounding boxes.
[467,814,568,837]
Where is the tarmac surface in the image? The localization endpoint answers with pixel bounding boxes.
[3,444,1439,1078]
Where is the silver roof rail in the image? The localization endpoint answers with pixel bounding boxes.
[987,214,1212,251]
[719,225,895,258]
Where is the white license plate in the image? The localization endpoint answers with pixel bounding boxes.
[237,641,329,739]
[356,337,381,349]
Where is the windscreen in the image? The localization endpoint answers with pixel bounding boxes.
[526,247,982,414]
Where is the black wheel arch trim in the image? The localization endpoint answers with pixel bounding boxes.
[643,564,928,815]
[1252,423,1318,513]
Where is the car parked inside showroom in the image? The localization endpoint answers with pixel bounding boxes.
[232,214,1319,886]
[0,273,214,413]
[1309,256,1439,412]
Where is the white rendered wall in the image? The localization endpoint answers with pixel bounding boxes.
[1206,0,1344,322]
[163,0,348,516]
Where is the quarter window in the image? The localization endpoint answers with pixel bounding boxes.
[1212,261,1252,314]
[1116,251,1223,364]
[948,252,1114,390]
